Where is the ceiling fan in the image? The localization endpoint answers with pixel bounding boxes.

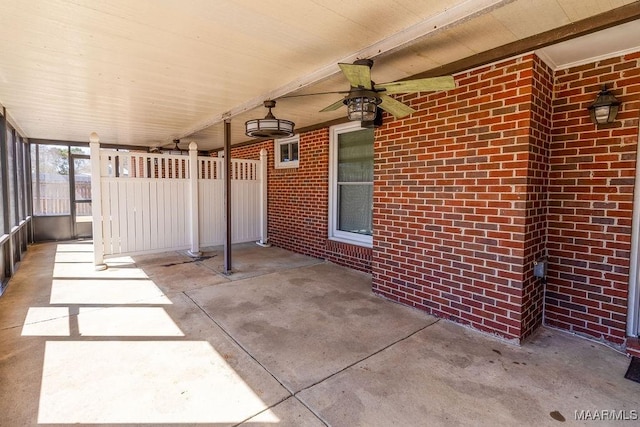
[245,58,456,138]
[319,58,456,121]
[150,139,188,154]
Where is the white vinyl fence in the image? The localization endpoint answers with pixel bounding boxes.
[90,140,267,262]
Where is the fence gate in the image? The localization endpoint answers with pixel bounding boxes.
[92,145,266,260]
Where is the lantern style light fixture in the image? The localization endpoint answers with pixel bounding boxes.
[345,88,381,122]
[245,100,295,139]
[588,84,621,125]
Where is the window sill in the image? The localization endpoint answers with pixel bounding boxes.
[274,161,299,169]
[328,236,372,249]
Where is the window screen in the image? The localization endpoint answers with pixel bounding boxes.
[336,128,373,236]
[32,144,71,216]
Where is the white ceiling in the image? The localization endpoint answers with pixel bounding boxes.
[0,0,638,150]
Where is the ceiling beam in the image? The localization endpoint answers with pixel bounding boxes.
[178,0,515,140]
[30,138,150,151]
[410,2,640,79]
[1,102,28,139]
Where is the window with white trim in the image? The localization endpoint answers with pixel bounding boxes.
[328,122,374,247]
[274,135,299,168]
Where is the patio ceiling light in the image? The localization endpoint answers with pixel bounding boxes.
[245,100,295,139]
[345,88,381,122]
[588,84,621,125]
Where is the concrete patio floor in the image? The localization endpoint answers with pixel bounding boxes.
[1,240,639,426]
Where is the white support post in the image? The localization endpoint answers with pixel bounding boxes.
[89,132,107,270]
[187,142,202,257]
[256,148,270,247]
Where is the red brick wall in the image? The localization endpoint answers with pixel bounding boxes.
[230,131,373,272]
[232,50,640,348]
[372,54,547,341]
[520,56,553,339]
[546,52,640,345]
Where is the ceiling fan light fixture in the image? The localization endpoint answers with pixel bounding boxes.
[245,100,295,139]
[345,89,381,122]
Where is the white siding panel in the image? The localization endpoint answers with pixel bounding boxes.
[149,181,158,250]
[125,181,136,253]
[101,180,112,255]
[156,181,166,250]
[134,181,144,252]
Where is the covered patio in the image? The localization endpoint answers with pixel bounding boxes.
[1,1,640,354]
[1,241,637,425]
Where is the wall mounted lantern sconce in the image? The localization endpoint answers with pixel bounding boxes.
[588,84,621,125]
[245,100,295,138]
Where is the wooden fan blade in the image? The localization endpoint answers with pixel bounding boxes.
[379,94,415,119]
[338,63,372,89]
[375,76,455,94]
[320,98,346,112]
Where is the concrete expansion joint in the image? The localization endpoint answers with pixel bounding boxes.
[295,318,441,396]
[291,318,441,425]
[292,394,331,427]
[184,288,441,427]
[183,289,293,387]
[184,292,315,424]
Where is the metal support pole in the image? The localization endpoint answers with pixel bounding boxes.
[223,119,232,274]
[256,148,270,247]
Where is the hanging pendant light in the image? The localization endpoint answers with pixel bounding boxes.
[245,100,295,138]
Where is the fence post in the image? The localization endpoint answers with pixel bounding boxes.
[89,132,107,270]
[257,148,270,247]
[187,142,201,257]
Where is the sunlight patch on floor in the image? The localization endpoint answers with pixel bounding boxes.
[54,251,95,263]
[50,279,171,305]
[21,307,70,336]
[53,256,148,279]
[55,243,94,253]
[38,341,280,424]
[77,307,184,336]
[106,255,140,266]
[34,242,278,424]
